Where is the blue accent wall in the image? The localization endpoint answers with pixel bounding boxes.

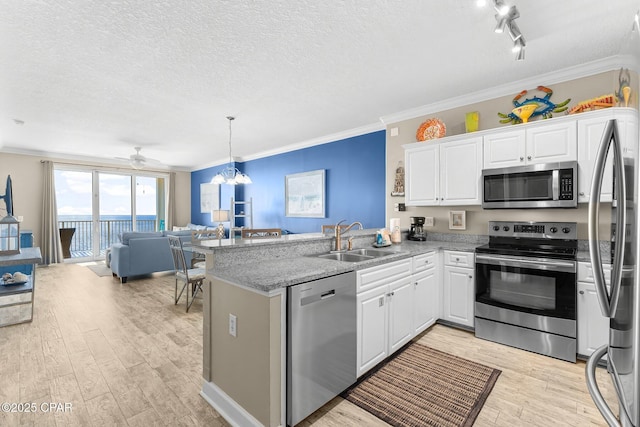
[191,130,386,233]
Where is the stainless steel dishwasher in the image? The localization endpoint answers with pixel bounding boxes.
[287,271,356,426]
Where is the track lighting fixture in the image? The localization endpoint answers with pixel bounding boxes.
[490,0,526,61]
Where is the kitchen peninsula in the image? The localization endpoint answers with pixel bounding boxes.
[194,230,482,427]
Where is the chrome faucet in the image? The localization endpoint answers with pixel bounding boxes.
[334,220,363,251]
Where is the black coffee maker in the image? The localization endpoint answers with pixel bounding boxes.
[408,216,426,241]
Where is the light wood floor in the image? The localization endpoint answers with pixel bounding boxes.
[0,263,620,426]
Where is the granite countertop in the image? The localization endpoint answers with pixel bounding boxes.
[210,239,480,292]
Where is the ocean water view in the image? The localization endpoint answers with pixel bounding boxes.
[58,215,158,256]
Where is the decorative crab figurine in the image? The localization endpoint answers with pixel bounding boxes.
[498,86,571,124]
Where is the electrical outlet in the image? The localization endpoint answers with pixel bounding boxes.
[425,217,434,226]
[398,203,406,212]
[229,313,237,337]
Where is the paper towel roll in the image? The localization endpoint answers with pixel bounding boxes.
[389,218,401,243]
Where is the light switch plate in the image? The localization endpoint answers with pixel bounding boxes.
[425,217,434,226]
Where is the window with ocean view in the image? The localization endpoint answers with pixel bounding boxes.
[55,167,168,260]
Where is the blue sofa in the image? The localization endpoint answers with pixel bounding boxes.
[110,231,193,283]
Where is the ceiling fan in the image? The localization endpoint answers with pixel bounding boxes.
[115,147,161,170]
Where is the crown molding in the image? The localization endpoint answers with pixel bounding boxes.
[191,121,385,171]
[0,147,191,172]
[380,55,640,125]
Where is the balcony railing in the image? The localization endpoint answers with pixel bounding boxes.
[58,218,157,258]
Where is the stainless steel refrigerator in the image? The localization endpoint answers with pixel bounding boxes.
[587,116,639,427]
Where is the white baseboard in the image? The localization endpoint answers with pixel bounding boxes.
[200,381,268,427]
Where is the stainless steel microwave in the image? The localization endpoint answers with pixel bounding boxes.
[482,161,578,209]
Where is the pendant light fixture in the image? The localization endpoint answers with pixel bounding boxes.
[211,116,252,185]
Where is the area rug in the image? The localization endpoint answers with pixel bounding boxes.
[85,262,113,277]
[342,342,501,427]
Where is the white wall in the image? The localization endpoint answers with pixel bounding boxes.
[0,152,191,248]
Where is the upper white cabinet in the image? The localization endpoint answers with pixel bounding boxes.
[404,136,482,206]
[577,109,638,203]
[484,121,577,169]
[440,137,483,205]
[404,143,439,205]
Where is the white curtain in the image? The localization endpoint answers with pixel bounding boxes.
[167,171,176,231]
[41,161,63,264]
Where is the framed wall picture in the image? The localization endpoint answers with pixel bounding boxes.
[449,210,466,230]
[285,170,325,218]
[200,183,219,213]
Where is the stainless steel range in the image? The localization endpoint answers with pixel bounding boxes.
[474,221,578,362]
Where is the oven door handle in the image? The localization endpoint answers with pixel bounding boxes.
[588,119,625,318]
[475,254,576,273]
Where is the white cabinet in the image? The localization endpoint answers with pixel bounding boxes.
[483,121,577,169]
[442,251,475,328]
[357,285,389,375]
[577,109,638,203]
[404,136,482,206]
[356,259,413,377]
[577,262,611,357]
[439,137,483,205]
[404,144,439,205]
[412,252,440,335]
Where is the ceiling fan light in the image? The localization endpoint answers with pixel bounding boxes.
[130,159,144,170]
[211,174,225,185]
[241,174,252,184]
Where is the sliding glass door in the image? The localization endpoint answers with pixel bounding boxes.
[54,167,168,261]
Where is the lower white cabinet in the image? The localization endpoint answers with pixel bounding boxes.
[577,261,611,357]
[442,251,475,328]
[413,261,440,335]
[357,275,414,377]
[577,281,610,357]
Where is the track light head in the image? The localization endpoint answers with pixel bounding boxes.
[494,15,508,33]
[507,21,522,41]
[516,46,525,61]
[494,0,510,16]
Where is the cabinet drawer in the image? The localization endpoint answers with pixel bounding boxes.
[413,252,436,274]
[357,258,412,293]
[0,291,32,307]
[0,303,32,326]
[578,262,611,284]
[443,251,474,268]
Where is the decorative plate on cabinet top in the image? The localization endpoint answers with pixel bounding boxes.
[416,118,446,141]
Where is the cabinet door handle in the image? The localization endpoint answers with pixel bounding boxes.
[425,260,429,264]
[379,297,384,307]
[579,290,585,295]
[527,155,532,160]
[520,156,524,161]
[468,275,473,279]
[579,192,585,196]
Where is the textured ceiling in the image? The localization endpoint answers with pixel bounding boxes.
[0,0,638,170]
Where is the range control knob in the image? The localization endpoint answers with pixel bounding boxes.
[562,227,571,234]
[503,226,510,232]
[493,225,500,231]
[550,227,558,233]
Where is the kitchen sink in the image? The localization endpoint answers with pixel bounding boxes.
[316,252,373,262]
[349,248,394,258]
[315,248,395,263]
